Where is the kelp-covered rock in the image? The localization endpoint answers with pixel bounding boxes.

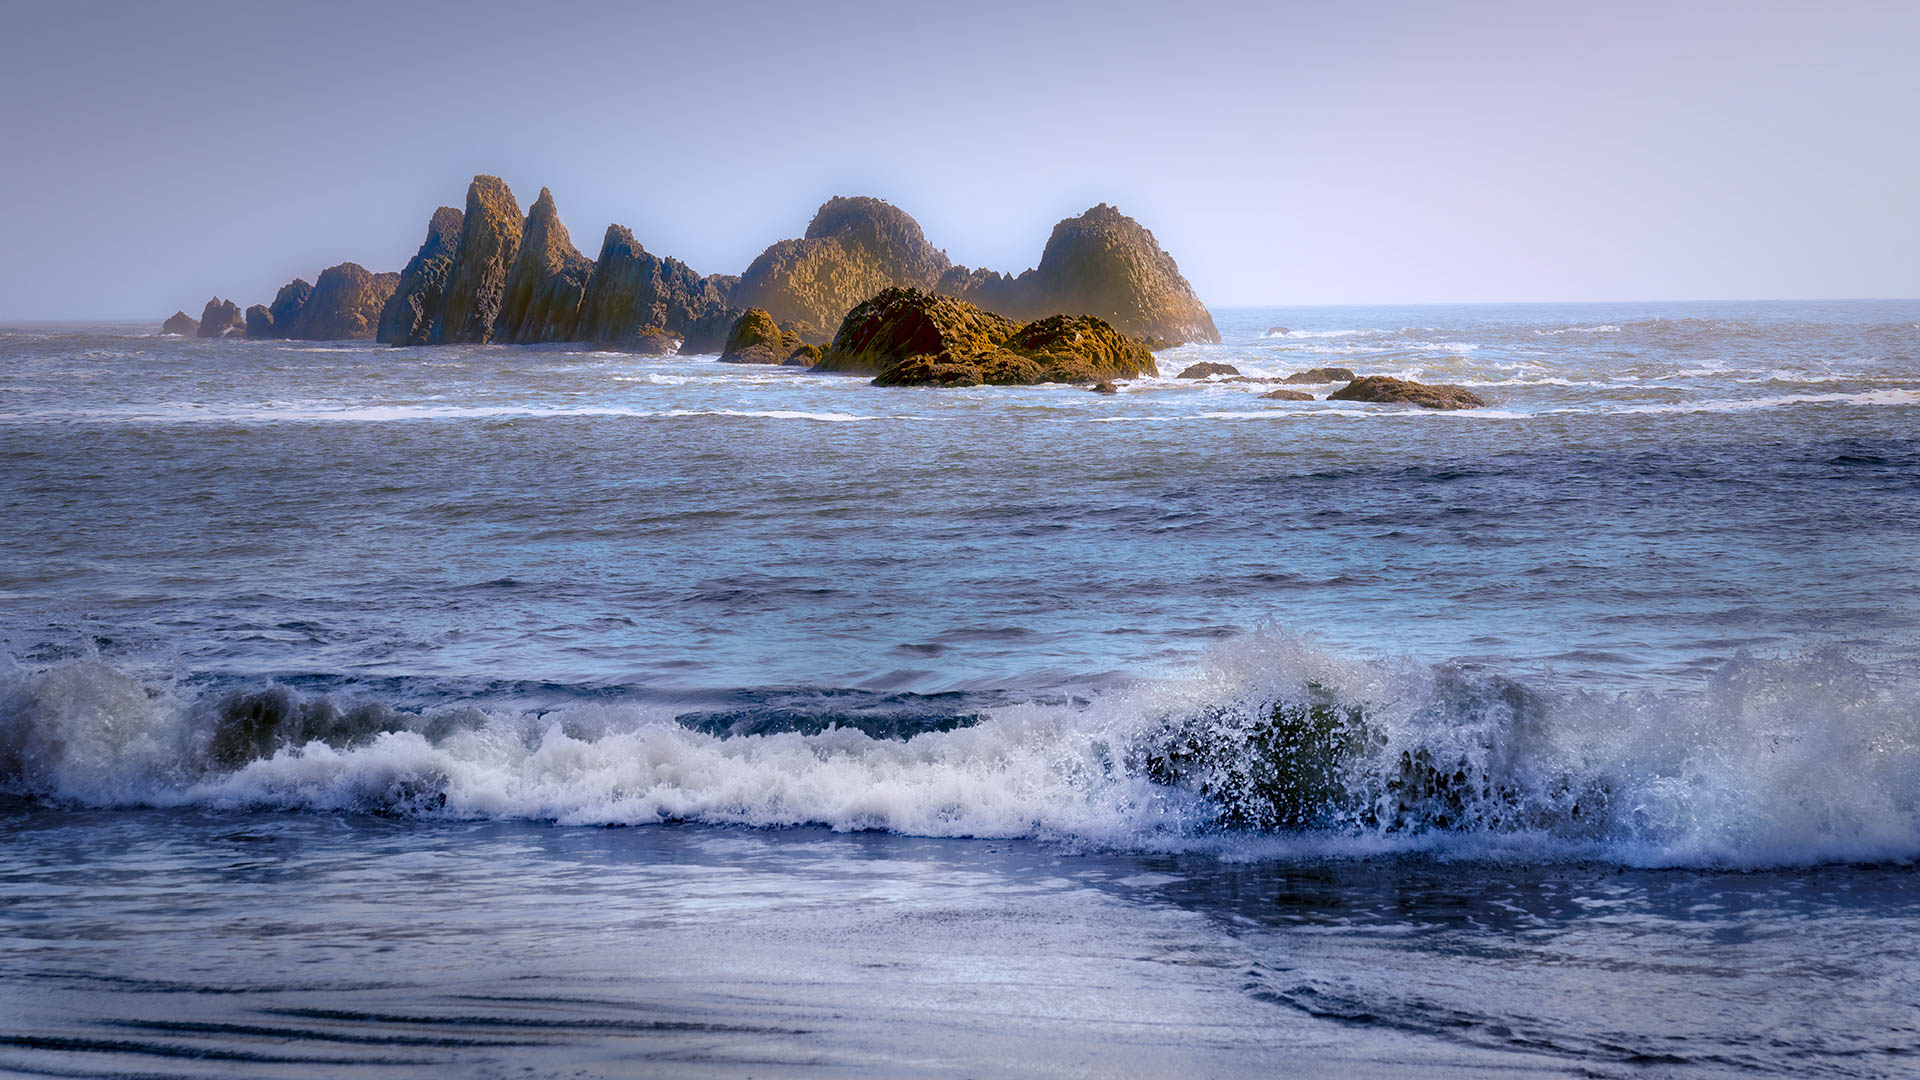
[243,304,274,338]
[377,207,462,346]
[494,187,592,344]
[1284,366,1355,384]
[282,262,398,340]
[196,297,244,338]
[814,287,1018,376]
[719,308,803,364]
[784,344,823,367]
[1177,362,1239,379]
[267,278,313,334]
[573,224,731,351]
[823,288,1157,388]
[731,196,953,333]
[1328,375,1486,410]
[431,175,522,344]
[161,310,199,336]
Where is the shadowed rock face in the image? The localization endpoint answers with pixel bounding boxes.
[821,287,1157,387]
[283,263,398,340]
[244,304,274,338]
[574,224,731,353]
[431,176,522,344]
[161,311,199,336]
[1328,375,1487,410]
[495,188,592,344]
[267,279,313,334]
[377,207,463,346]
[197,297,244,338]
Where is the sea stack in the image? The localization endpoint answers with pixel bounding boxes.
[431,176,522,344]
[161,311,199,336]
[196,297,245,338]
[494,188,592,344]
[572,224,731,353]
[1008,204,1220,344]
[282,262,398,340]
[266,279,313,335]
[244,304,274,338]
[377,208,462,346]
[732,196,951,334]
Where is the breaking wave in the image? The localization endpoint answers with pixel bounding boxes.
[2,633,1914,868]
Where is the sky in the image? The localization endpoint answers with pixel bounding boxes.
[1,0,1915,318]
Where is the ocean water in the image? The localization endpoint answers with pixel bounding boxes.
[1,300,1917,1077]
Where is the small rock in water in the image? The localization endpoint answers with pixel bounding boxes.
[1176,362,1240,379]
[1327,375,1486,410]
[1090,381,1119,394]
[784,344,822,367]
[1260,388,1313,401]
[1266,326,1291,335]
[1283,366,1356,384]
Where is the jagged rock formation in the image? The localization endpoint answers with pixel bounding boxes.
[431,176,522,344]
[820,287,1157,388]
[377,208,462,346]
[282,263,398,340]
[267,279,313,334]
[1328,376,1486,410]
[719,308,806,364]
[196,298,244,338]
[1177,362,1239,378]
[244,304,274,338]
[494,188,593,344]
[1284,367,1355,384]
[574,225,731,353]
[161,311,199,336]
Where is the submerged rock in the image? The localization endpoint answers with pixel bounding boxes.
[1284,366,1355,384]
[161,310,199,336]
[282,263,398,340]
[573,224,732,352]
[1177,362,1239,379]
[719,308,802,364]
[196,297,244,338]
[267,278,314,334]
[244,304,274,338]
[377,207,462,346]
[1260,388,1314,401]
[1328,375,1486,410]
[823,287,1157,388]
[431,175,522,344]
[494,187,592,344]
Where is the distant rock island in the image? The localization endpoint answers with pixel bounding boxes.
[166,176,1221,358]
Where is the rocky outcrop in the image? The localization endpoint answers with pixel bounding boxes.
[573,224,731,353]
[282,263,398,340]
[431,176,522,344]
[1284,366,1354,384]
[377,207,462,346]
[495,188,592,344]
[784,344,823,367]
[196,297,244,338]
[822,287,1156,388]
[161,311,199,336]
[719,308,805,364]
[1091,381,1119,394]
[1327,376,1486,410]
[267,279,313,334]
[244,304,274,338]
[732,196,952,334]
[1260,388,1314,401]
[942,204,1219,345]
[1177,362,1239,378]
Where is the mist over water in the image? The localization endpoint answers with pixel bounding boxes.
[2,300,1918,1076]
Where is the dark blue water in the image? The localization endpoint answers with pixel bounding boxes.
[2,301,1917,1076]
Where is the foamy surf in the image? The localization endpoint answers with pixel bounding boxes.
[4,633,1913,868]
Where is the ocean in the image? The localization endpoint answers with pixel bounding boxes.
[1,299,1916,1077]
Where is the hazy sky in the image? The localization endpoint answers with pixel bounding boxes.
[2,0,1915,318]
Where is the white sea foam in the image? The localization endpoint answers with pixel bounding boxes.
[5,634,1912,867]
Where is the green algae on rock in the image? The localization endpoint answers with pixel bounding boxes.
[1328,375,1487,410]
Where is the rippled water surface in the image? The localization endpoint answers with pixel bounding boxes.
[2,301,1917,1075]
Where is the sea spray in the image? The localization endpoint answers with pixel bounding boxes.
[2,633,1914,866]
